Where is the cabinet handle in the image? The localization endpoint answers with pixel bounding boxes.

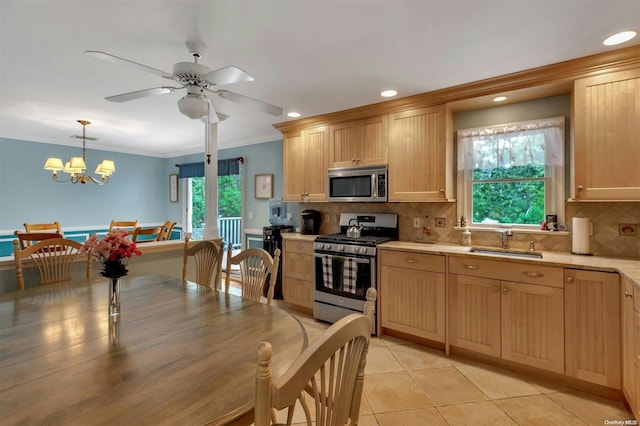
[352,158,357,162]
[405,258,417,263]
[502,287,509,294]
[625,291,633,298]
[522,271,544,278]
[577,185,584,192]
[492,285,499,293]
[356,157,361,163]
[463,264,479,270]
[566,277,574,284]
[439,188,445,193]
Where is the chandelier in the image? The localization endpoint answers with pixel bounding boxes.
[44,120,115,185]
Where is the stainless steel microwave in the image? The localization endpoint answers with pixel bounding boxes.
[327,164,387,202]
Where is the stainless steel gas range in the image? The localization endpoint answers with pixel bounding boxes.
[312,213,398,331]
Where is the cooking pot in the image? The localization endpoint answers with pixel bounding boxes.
[347,218,362,238]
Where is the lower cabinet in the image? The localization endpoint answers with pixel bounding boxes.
[449,256,565,374]
[282,240,314,309]
[564,269,621,389]
[380,250,446,342]
[623,276,640,418]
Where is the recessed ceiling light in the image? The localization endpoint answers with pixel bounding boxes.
[493,96,507,102]
[380,90,398,98]
[287,112,301,118]
[603,31,637,46]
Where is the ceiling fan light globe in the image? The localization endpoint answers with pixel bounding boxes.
[177,94,208,119]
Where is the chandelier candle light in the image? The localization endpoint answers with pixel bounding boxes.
[81,231,141,317]
[44,120,115,185]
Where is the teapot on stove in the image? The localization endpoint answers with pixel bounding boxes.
[347,218,363,238]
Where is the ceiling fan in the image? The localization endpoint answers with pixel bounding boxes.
[85,41,283,123]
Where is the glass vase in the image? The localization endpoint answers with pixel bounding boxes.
[109,277,121,317]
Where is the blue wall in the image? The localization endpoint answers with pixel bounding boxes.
[1,137,285,235]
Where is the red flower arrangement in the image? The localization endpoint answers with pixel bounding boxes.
[82,230,142,278]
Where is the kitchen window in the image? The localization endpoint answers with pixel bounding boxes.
[457,117,565,229]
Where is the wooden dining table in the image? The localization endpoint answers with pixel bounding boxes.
[0,275,308,425]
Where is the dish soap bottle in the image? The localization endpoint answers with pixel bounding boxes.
[462,227,472,246]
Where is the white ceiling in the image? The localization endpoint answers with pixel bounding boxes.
[1,0,638,158]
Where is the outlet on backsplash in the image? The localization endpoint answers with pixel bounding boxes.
[413,218,421,228]
[619,223,637,236]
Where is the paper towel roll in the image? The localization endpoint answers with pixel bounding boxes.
[572,218,592,254]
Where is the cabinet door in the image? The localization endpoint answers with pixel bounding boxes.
[283,278,313,309]
[622,278,636,410]
[380,265,445,342]
[501,281,565,374]
[282,132,306,201]
[283,249,313,281]
[388,105,446,201]
[358,116,388,165]
[573,68,640,200]
[329,116,388,168]
[302,126,329,201]
[635,310,640,418]
[449,274,501,357]
[565,269,621,388]
[329,122,361,168]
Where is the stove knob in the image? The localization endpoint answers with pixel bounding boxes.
[324,244,331,250]
[338,245,345,251]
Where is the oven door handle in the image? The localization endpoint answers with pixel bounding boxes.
[313,253,371,264]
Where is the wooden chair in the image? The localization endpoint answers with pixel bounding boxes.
[13,231,63,249]
[132,226,162,243]
[182,237,224,289]
[157,221,177,241]
[254,314,371,426]
[363,287,377,335]
[13,238,92,291]
[224,246,280,305]
[109,220,138,232]
[23,221,63,237]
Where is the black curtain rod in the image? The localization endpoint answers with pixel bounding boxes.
[174,156,244,168]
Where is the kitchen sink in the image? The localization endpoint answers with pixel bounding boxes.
[469,247,543,259]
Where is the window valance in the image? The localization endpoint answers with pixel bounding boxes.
[457,117,564,171]
[176,157,244,178]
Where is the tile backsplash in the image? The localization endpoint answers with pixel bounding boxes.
[300,201,640,259]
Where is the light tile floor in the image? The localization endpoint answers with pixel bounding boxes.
[224,281,636,426]
[285,307,637,426]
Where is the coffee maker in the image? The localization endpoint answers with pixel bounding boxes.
[300,209,322,235]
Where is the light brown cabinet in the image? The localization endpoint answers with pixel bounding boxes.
[449,256,565,374]
[388,105,450,201]
[572,68,640,200]
[564,269,621,389]
[622,277,638,416]
[282,240,314,309]
[282,126,329,202]
[329,116,388,168]
[379,250,446,342]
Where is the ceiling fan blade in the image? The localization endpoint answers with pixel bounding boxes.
[213,89,284,116]
[106,87,180,103]
[202,66,254,86]
[84,50,173,79]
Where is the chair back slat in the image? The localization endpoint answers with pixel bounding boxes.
[183,238,223,289]
[157,221,177,241]
[14,231,63,249]
[109,220,138,232]
[12,238,92,290]
[132,226,162,243]
[225,246,280,304]
[255,314,371,426]
[24,221,62,234]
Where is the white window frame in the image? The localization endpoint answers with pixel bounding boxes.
[457,117,565,231]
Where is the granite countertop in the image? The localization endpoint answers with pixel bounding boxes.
[380,241,640,285]
[281,233,640,286]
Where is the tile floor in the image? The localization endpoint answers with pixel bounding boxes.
[285,307,636,426]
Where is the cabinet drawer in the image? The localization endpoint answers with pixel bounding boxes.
[449,256,563,288]
[283,278,313,308]
[380,250,445,273]
[284,240,313,254]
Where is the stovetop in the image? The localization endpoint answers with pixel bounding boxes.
[315,233,391,247]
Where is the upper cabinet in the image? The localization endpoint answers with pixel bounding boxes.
[388,105,452,202]
[572,68,640,200]
[283,126,329,202]
[329,116,388,168]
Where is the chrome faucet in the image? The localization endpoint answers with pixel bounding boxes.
[501,229,513,249]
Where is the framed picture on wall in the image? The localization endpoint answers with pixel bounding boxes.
[169,174,179,203]
[254,174,273,199]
